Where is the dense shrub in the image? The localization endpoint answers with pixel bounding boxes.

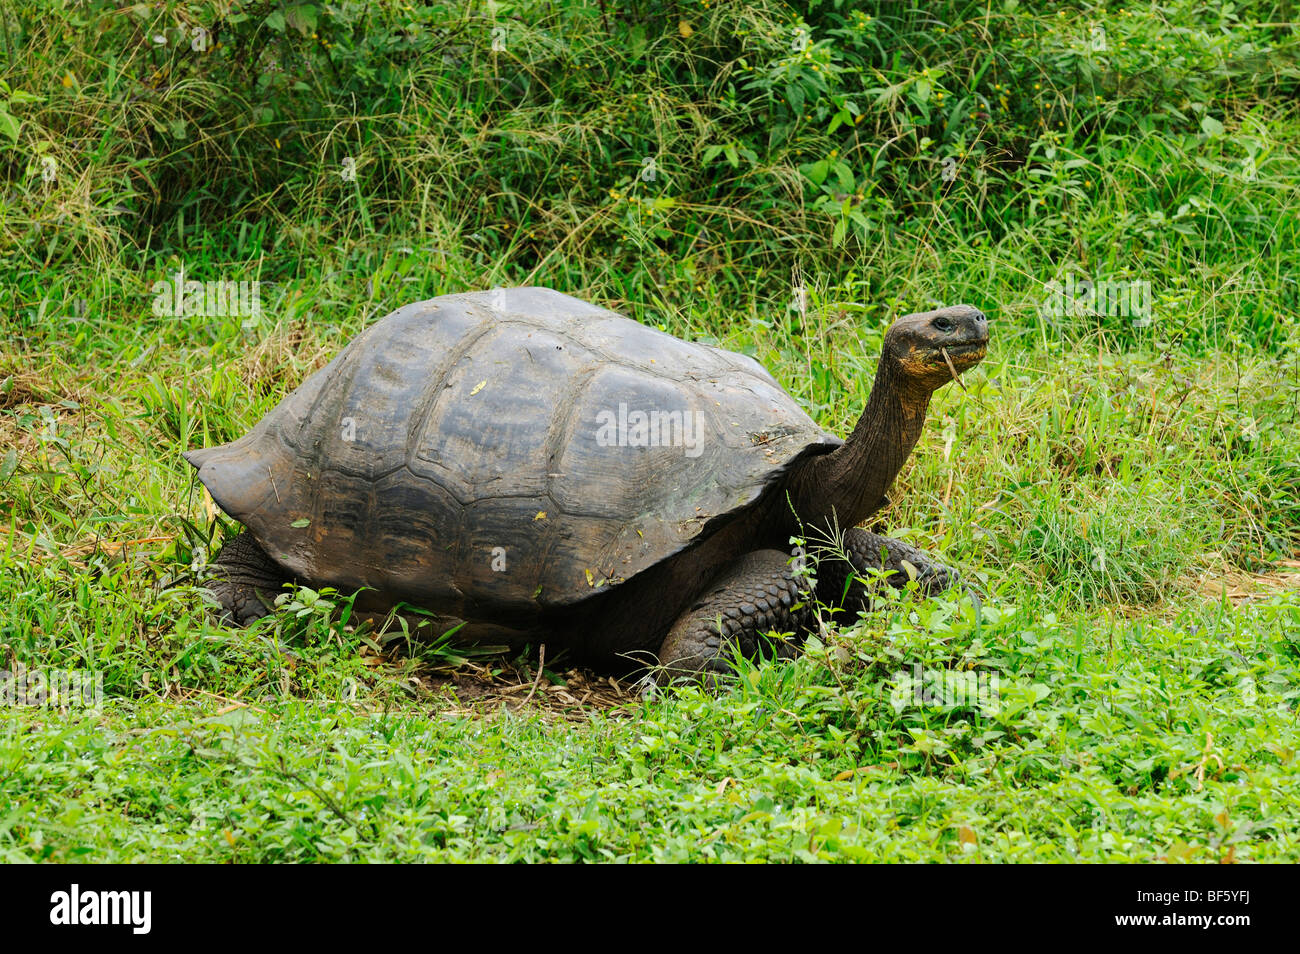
[2,1,1297,344]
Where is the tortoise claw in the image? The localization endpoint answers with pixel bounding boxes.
[915,560,959,596]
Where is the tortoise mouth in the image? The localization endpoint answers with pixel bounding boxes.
[937,342,987,368]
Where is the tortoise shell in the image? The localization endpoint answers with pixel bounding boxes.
[185,287,841,622]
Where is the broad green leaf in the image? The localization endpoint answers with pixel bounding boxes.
[786,83,804,115]
[285,4,318,36]
[628,24,646,60]
[834,161,854,194]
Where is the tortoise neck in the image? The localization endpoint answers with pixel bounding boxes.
[788,355,930,533]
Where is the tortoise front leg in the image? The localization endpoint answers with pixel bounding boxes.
[814,527,956,615]
[655,550,811,685]
[204,530,291,626]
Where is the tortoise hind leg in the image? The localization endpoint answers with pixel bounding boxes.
[204,530,290,626]
[815,527,956,617]
[655,550,811,686]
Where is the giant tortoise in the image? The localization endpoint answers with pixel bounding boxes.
[185,287,987,681]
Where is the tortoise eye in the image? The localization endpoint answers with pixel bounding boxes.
[934,316,954,333]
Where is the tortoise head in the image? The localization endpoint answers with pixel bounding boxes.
[883,304,989,394]
[786,303,989,531]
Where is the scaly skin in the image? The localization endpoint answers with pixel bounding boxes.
[656,550,810,685]
[205,531,288,625]
[654,531,956,684]
[814,527,955,608]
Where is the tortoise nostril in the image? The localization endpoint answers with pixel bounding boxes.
[961,308,990,337]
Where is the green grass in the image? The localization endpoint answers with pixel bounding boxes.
[2,0,1299,862]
